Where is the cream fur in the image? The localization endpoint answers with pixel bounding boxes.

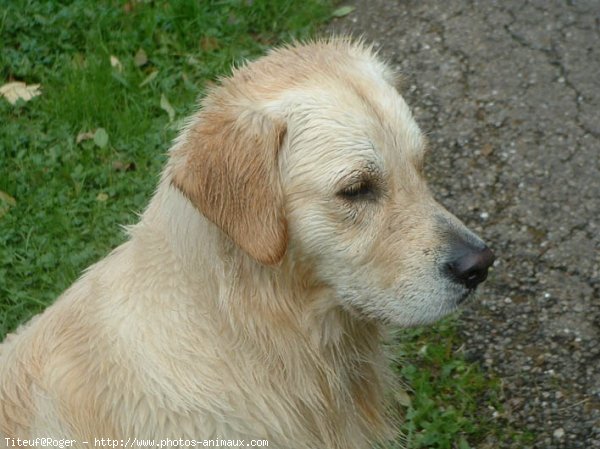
[0,39,487,449]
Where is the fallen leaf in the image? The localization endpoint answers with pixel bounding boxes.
[186,55,200,67]
[160,94,175,122]
[96,192,109,202]
[0,82,41,104]
[76,131,95,144]
[395,388,412,407]
[110,55,123,72]
[123,1,135,13]
[134,48,148,67]
[0,190,16,219]
[0,190,16,207]
[72,52,86,69]
[94,128,109,148]
[332,5,355,17]
[112,160,136,172]
[139,70,158,87]
[458,438,472,449]
[200,36,219,52]
[181,72,196,90]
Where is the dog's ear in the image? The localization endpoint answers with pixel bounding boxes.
[171,102,287,265]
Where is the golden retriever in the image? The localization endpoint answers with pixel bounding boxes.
[0,39,494,449]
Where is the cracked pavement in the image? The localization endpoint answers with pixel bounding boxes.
[329,1,600,448]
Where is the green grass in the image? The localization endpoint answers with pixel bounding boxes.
[0,0,332,335]
[393,319,535,448]
[0,2,521,447]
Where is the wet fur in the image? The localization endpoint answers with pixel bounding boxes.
[0,39,483,448]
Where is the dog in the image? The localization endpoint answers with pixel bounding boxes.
[0,38,494,449]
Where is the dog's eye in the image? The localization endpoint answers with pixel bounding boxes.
[338,181,375,200]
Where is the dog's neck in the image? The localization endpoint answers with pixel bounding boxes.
[131,174,394,447]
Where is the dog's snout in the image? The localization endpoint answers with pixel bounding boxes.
[446,245,495,289]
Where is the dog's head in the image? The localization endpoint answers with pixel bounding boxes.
[171,39,494,326]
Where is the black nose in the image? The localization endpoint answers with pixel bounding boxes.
[446,245,495,289]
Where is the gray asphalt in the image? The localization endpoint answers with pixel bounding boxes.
[329,1,600,448]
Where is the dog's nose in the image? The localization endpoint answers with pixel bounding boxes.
[446,245,495,289]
